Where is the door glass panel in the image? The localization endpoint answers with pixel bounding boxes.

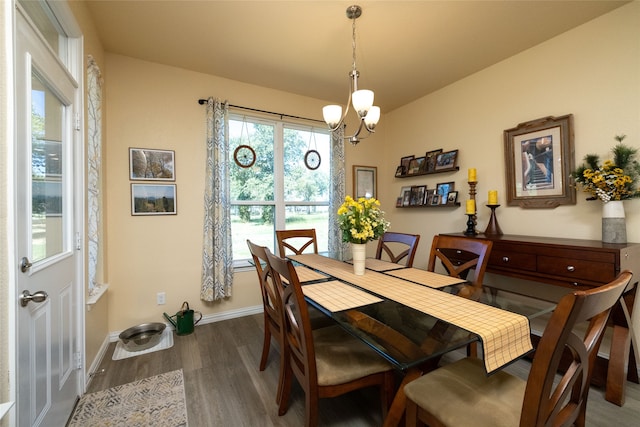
[31,72,65,262]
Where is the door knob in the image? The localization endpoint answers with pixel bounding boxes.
[20,257,32,273]
[19,290,48,307]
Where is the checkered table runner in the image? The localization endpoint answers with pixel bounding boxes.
[302,280,383,312]
[291,254,533,373]
[385,268,466,288]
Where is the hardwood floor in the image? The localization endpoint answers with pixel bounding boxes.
[87,314,640,426]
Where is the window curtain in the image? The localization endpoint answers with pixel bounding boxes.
[87,55,103,294]
[201,97,234,301]
[328,126,348,260]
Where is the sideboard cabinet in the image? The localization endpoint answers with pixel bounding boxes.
[444,233,640,406]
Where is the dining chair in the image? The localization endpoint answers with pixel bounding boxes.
[276,228,318,257]
[403,270,633,427]
[265,250,396,427]
[427,234,492,287]
[375,232,421,267]
[247,239,287,405]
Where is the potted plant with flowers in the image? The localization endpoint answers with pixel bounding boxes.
[337,195,389,275]
[571,135,640,243]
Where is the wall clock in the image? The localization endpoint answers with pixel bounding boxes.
[304,149,321,170]
[234,144,256,168]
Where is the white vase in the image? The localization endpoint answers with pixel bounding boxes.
[602,200,626,244]
[351,243,366,276]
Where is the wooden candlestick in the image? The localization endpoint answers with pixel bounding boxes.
[468,181,479,233]
[484,204,503,236]
[464,214,478,236]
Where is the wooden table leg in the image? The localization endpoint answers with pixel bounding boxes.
[382,368,422,427]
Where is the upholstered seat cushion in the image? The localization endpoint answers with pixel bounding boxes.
[313,325,392,386]
[404,357,526,427]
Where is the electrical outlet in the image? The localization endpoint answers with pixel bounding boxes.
[157,292,166,305]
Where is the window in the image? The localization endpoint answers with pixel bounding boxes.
[229,115,330,264]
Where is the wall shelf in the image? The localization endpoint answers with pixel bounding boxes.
[396,202,460,209]
[396,166,459,178]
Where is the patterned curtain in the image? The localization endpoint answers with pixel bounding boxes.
[87,55,103,294]
[201,98,234,301]
[327,126,348,260]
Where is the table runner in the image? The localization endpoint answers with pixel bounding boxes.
[346,258,406,272]
[291,254,533,373]
[386,268,466,288]
[302,280,383,312]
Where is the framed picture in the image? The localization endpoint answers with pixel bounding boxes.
[129,148,175,181]
[430,193,441,206]
[447,191,458,204]
[131,184,177,215]
[353,165,377,199]
[400,155,414,176]
[410,185,426,206]
[424,189,436,205]
[436,182,455,205]
[411,156,426,174]
[396,197,403,207]
[402,190,411,207]
[504,114,575,208]
[395,165,405,177]
[435,149,458,171]
[425,149,442,172]
[399,186,412,198]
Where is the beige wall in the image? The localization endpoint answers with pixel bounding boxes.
[98,1,638,354]
[379,1,640,270]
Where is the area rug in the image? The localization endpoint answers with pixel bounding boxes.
[112,327,174,360]
[67,369,187,427]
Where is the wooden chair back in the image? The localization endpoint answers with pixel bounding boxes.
[276,228,318,256]
[427,234,492,287]
[247,240,284,371]
[375,232,421,267]
[520,270,632,427]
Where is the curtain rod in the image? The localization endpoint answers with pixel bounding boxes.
[197,99,325,125]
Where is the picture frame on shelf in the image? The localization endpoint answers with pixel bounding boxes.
[400,155,414,176]
[395,165,405,177]
[402,189,411,206]
[131,183,177,215]
[129,148,175,181]
[396,197,403,207]
[430,193,441,206]
[353,165,377,199]
[425,149,442,172]
[435,149,458,171]
[424,189,436,205]
[410,185,426,206]
[504,114,575,208]
[436,182,455,204]
[447,191,458,204]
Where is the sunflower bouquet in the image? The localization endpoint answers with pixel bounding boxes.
[337,196,389,244]
[571,135,640,202]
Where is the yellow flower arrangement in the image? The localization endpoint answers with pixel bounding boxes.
[571,136,640,202]
[337,196,389,244]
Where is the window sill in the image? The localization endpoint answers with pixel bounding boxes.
[87,283,109,307]
[0,401,14,421]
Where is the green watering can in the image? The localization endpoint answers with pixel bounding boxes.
[164,301,202,335]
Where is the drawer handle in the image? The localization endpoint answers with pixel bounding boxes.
[567,265,575,272]
[502,256,509,263]
[456,250,462,254]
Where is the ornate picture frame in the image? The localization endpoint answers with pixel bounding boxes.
[504,114,575,208]
[353,165,377,199]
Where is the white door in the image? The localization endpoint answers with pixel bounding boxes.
[15,7,81,426]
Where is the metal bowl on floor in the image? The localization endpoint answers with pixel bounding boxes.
[119,322,166,352]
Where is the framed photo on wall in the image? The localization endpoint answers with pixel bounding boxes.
[436,182,455,205]
[425,149,442,172]
[353,165,377,199]
[400,155,414,176]
[435,150,458,171]
[129,148,175,181]
[131,184,177,215]
[504,114,575,208]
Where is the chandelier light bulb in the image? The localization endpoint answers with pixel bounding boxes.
[322,105,343,128]
[364,106,380,128]
[351,89,374,118]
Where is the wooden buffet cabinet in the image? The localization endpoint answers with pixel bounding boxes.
[444,233,640,406]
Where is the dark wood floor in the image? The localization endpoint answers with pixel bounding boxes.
[87,314,640,426]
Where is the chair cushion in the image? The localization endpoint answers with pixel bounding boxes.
[404,357,526,427]
[313,325,392,386]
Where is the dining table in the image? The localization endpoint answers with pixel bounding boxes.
[288,253,556,427]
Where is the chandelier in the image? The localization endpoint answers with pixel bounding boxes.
[323,5,380,145]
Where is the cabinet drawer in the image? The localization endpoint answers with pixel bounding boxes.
[488,250,537,272]
[537,255,616,283]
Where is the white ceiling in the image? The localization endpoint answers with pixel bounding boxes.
[83,0,629,113]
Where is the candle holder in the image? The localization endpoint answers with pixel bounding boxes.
[464,214,478,236]
[468,181,479,233]
[484,204,503,236]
